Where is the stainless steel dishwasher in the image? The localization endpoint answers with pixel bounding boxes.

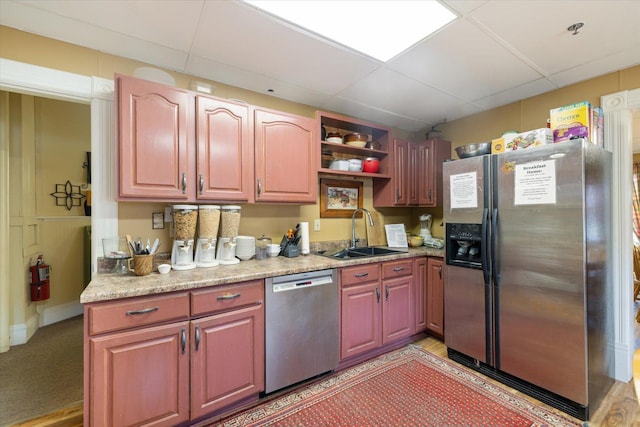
[265,268,339,394]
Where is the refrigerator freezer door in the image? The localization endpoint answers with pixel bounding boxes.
[493,141,588,405]
[444,265,491,364]
[443,156,489,224]
[443,155,493,364]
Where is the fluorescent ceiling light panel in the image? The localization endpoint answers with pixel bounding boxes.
[244,1,456,62]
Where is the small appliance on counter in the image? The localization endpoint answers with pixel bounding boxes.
[216,205,241,265]
[171,205,197,271]
[419,214,433,241]
[195,205,220,268]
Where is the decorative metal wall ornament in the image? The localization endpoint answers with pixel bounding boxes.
[50,180,86,210]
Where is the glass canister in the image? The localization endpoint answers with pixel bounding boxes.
[256,235,272,260]
[173,205,198,241]
[198,205,221,239]
[220,205,241,238]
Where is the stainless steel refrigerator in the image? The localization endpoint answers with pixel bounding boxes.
[443,139,613,421]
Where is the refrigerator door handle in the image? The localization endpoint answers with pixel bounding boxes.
[481,208,490,285]
[492,208,499,287]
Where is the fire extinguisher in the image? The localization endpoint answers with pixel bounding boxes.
[30,255,51,302]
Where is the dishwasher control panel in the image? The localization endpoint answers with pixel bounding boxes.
[272,275,333,292]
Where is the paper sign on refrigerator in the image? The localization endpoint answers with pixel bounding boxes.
[514,160,556,205]
[449,172,478,209]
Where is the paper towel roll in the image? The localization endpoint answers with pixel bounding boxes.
[299,222,310,255]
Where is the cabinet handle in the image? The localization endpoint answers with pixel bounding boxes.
[354,272,369,278]
[385,285,390,301]
[217,293,241,300]
[395,189,400,202]
[393,266,405,272]
[199,174,204,195]
[195,326,201,351]
[181,172,187,194]
[375,287,380,303]
[257,178,262,197]
[125,306,159,316]
[428,189,432,201]
[438,265,442,280]
[180,328,186,355]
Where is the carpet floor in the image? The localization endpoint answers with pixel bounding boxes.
[212,345,581,427]
[0,315,83,427]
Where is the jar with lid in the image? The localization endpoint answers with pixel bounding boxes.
[220,205,241,238]
[255,235,272,260]
[172,205,198,241]
[198,205,221,239]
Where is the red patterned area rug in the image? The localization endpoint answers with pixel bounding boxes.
[210,345,581,427]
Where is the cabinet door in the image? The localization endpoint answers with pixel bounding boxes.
[418,139,451,206]
[407,140,420,205]
[89,322,190,427]
[254,108,317,203]
[190,304,265,418]
[392,138,408,205]
[196,96,252,202]
[414,257,428,333]
[382,276,414,344]
[340,282,381,360]
[427,258,445,336]
[117,75,191,200]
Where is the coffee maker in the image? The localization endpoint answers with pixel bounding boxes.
[171,205,197,271]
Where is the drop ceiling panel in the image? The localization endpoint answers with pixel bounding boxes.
[190,1,380,95]
[16,0,202,51]
[474,77,558,110]
[0,1,189,72]
[549,46,640,88]
[388,19,544,101]
[470,0,640,76]
[187,55,329,108]
[338,67,466,120]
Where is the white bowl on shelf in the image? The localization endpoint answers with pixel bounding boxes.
[158,264,171,274]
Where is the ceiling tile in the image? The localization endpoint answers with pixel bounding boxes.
[16,0,203,51]
[338,68,466,122]
[469,0,640,76]
[474,77,558,110]
[387,19,544,101]
[190,1,380,95]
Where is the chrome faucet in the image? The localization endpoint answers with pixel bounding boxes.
[351,208,374,249]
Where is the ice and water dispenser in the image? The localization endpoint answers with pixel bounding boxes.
[445,223,483,269]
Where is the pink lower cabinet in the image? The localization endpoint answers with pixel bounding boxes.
[190,303,265,418]
[339,260,415,361]
[84,280,265,426]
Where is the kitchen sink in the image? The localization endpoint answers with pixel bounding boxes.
[317,246,406,260]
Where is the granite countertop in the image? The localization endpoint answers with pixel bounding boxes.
[81,247,444,304]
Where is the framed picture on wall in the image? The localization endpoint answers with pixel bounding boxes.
[320,179,363,218]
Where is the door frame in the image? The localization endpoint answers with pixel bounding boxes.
[0,58,117,350]
[602,88,640,381]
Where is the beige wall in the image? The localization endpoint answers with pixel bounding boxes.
[2,25,639,334]
[438,66,640,151]
[6,92,90,333]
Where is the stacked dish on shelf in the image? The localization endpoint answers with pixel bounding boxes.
[235,236,255,261]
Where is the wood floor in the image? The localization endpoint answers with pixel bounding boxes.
[12,336,639,427]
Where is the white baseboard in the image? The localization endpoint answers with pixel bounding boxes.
[9,312,38,346]
[41,300,83,326]
[9,301,83,346]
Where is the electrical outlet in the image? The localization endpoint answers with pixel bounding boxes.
[314,219,321,231]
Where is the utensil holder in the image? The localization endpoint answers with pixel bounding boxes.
[282,244,299,258]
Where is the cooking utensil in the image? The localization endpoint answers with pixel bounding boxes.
[362,157,380,173]
[455,142,491,158]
